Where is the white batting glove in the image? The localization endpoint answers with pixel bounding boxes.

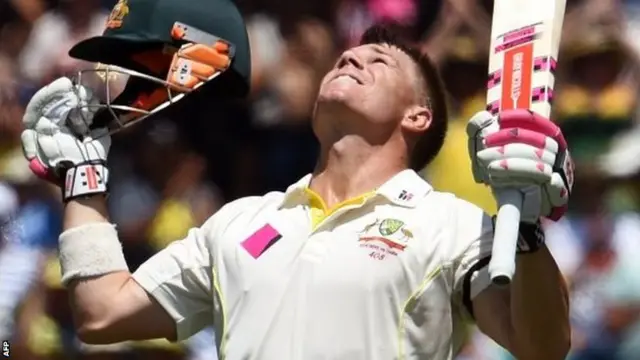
[20,77,111,201]
[467,109,574,224]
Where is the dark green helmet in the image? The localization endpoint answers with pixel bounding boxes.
[68,0,251,133]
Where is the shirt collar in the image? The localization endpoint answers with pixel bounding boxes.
[278,169,432,209]
[279,173,314,208]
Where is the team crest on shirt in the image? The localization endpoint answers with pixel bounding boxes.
[358,218,414,260]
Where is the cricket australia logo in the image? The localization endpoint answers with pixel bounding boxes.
[358,218,414,260]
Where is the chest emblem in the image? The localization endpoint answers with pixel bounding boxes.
[358,218,414,259]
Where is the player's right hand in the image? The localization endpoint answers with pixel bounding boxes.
[20,77,112,202]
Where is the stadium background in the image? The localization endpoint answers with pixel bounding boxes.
[1,0,640,359]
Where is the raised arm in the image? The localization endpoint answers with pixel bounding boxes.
[20,78,214,344]
[463,109,574,359]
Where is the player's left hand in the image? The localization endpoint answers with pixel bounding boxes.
[466,109,574,223]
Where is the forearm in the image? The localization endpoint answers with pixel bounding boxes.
[64,196,111,230]
[511,246,571,359]
[63,196,132,335]
[59,197,176,343]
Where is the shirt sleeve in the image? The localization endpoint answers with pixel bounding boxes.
[132,215,216,341]
[451,200,494,318]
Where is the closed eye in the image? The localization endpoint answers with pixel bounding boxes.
[373,57,388,65]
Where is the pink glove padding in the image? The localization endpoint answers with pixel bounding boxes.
[467,109,575,222]
[28,157,58,183]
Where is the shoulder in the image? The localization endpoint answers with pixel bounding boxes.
[419,190,489,225]
[214,191,285,217]
[417,190,493,255]
[202,191,286,234]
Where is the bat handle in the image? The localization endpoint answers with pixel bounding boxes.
[489,188,523,286]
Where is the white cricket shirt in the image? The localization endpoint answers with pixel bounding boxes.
[132,169,494,360]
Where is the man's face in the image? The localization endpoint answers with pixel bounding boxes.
[314,43,422,134]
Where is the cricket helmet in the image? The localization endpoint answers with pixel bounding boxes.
[68,0,251,134]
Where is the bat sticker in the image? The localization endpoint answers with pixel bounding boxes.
[501,43,534,110]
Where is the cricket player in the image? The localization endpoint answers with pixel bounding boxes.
[19,0,573,359]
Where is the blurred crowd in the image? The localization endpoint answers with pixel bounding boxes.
[1,0,640,359]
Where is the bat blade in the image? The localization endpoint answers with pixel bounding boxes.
[485,0,567,286]
[487,0,567,118]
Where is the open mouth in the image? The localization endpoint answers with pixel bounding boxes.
[332,73,363,85]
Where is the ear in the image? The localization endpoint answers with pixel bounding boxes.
[401,105,431,134]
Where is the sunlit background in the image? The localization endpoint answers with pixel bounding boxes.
[1,0,640,359]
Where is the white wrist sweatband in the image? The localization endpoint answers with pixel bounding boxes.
[58,223,129,286]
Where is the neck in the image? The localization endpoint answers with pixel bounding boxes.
[310,135,407,208]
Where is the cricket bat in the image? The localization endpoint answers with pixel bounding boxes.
[486,0,567,285]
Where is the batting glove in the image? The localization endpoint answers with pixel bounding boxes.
[466,109,574,224]
[20,77,111,202]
